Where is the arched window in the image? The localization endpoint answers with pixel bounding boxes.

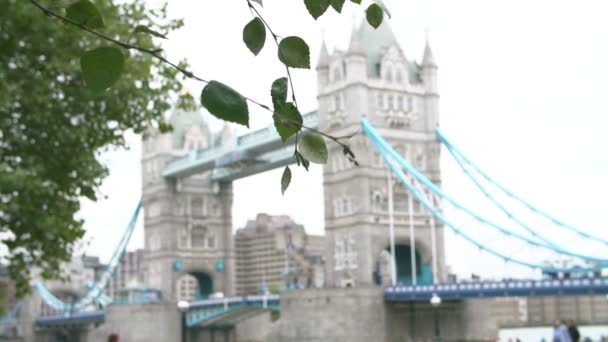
[397,96,404,111]
[386,68,393,82]
[387,95,394,110]
[333,67,341,82]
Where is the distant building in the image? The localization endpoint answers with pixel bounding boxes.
[108,249,146,298]
[234,214,325,295]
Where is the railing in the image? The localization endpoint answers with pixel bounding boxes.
[186,295,280,327]
[384,278,608,301]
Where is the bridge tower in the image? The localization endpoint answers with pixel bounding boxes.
[141,95,235,300]
[317,21,446,287]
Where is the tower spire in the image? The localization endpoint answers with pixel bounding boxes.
[317,35,330,69]
[347,21,364,56]
[422,28,437,68]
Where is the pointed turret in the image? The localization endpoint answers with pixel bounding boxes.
[346,25,364,56]
[316,40,330,69]
[422,40,437,68]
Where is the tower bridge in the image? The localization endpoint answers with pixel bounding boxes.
[4,18,608,342]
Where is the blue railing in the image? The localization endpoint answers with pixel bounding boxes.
[186,295,280,327]
[384,278,608,302]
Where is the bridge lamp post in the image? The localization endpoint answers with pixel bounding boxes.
[177,300,190,342]
[430,293,442,341]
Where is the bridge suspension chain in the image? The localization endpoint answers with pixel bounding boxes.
[362,118,607,273]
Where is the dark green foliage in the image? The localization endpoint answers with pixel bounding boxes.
[0,0,182,294]
[366,3,383,29]
[298,133,328,164]
[281,166,291,195]
[200,81,250,127]
[278,36,311,69]
[66,0,105,28]
[304,0,329,20]
[80,47,125,95]
[330,0,345,12]
[273,102,302,142]
[243,17,266,55]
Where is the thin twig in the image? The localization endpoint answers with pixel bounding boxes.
[29,0,279,112]
[247,0,298,106]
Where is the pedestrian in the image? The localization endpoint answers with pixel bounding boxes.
[553,320,572,342]
[567,320,580,342]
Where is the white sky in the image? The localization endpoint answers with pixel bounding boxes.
[79,0,608,280]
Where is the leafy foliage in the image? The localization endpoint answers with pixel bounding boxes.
[200,81,250,127]
[281,166,292,195]
[66,0,105,29]
[366,3,384,29]
[298,133,328,164]
[0,0,182,294]
[271,77,288,109]
[330,0,345,13]
[243,18,266,56]
[80,47,125,95]
[304,0,330,20]
[278,36,311,69]
[273,103,303,142]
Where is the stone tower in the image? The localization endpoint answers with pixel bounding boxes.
[317,21,445,287]
[141,97,235,300]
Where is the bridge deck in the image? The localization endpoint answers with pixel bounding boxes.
[384,278,608,302]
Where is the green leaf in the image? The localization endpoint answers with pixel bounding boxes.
[271,77,288,109]
[278,36,310,69]
[298,133,328,164]
[80,47,125,95]
[134,25,167,39]
[330,0,345,12]
[281,166,292,195]
[350,0,361,4]
[243,18,266,56]
[66,0,104,29]
[200,81,249,127]
[304,0,330,19]
[273,103,302,142]
[366,3,383,29]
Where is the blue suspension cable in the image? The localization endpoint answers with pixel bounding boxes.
[371,137,599,273]
[35,200,142,312]
[362,118,608,270]
[435,127,608,246]
[362,119,608,263]
[443,142,564,249]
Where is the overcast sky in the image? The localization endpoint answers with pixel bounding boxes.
[78,0,608,280]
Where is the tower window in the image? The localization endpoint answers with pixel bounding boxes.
[375,63,381,77]
[397,95,404,111]
[377,93,384,110]
[386,68,393,82]
[396,70,403,83]
[387,95,394,110]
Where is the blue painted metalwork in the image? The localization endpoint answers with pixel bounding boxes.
[385,278,608,302]
[174,259,183,272]
[185,295,280,327]
[215,259,225,273]
[436,126,608,246]
[362,118,606,273]
[35,201,143,312]
[35,310,106,327]
[162,111,318,179]
[0,301,21,325]
[362,118,608,271]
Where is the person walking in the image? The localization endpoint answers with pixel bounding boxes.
[567,320,580,342]
[553,320,572,342]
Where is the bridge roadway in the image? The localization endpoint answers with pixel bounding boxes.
[385,277,608,302]
[162,111,318,180]
[25,278,608,329]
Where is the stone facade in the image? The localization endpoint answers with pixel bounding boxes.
[317,20,445,288]
[142,107,235,300]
